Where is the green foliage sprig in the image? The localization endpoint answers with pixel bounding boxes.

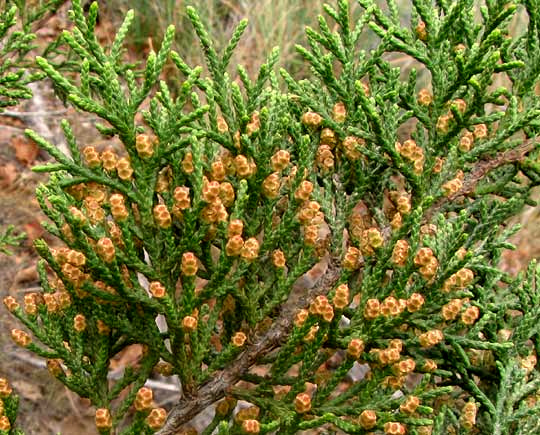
[3,0,540,434]
[0,0,67,109]
[0,225,24,255]
[0,3,38,109]
[0,0,68,262]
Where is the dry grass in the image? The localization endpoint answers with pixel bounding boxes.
[100,0,379,79]
[102,0,322,74]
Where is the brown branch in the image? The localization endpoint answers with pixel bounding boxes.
[156,255,342,435]
[426,138,539,219]
[459,139,537,196]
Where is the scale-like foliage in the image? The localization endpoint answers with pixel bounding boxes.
[0,0,66,109]
[0,0,68,259]
[3,0,540,434]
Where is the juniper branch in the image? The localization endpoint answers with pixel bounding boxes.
[157,256,341,434]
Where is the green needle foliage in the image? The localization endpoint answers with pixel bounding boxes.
[3,0,540,434]
[0,225,25,255]
[0,0,67,110]
[0,0,68,258]
[0,1,38,109]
